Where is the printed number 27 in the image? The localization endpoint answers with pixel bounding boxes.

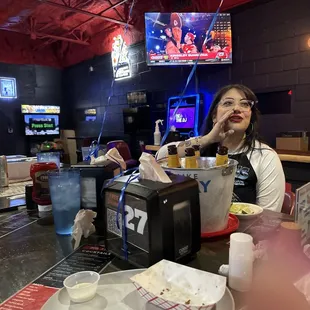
[125,205,147,235]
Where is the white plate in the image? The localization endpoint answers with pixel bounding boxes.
[230,203,263,220]
[41,269,235,310]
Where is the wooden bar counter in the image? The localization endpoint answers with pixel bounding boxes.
[276,149,310,164]
[276,150,310,190]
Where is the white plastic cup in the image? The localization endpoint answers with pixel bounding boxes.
[230,232,253,253]
[63,271,100,303]
[229,233,254,292]
[38,204,52,212]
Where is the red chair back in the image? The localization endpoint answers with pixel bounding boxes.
[281,191,296,215]
[106,140,132,161]
[285,182,292,192]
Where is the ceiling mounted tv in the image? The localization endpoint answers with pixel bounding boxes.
[145,12,232,66]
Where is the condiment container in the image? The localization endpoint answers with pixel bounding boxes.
[273,222,301,255]
[30,162,58,209]
[228,232,254,292]
[63,271,100,303]
[25,184,37,211]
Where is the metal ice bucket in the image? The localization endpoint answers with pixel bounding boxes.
[161,157,238,233]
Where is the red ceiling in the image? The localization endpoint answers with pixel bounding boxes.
[0,0,251,68]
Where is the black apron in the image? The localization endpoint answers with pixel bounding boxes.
[229,153,257,204]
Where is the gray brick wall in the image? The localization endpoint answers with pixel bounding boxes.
[199,0,310,145]
[64,45,194,138]
[0,64,62,155]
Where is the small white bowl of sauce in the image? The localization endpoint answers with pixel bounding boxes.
[63,271,100,303]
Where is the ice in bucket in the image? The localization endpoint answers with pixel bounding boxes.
[162,157,238,233]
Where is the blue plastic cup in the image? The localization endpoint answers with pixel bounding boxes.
[48,170,81,235]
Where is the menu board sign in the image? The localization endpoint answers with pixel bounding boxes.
[34,244,112,288]
[296,182,310,246]
[106,191,149,252]
[0,245,112,310]
[0,284,58,310]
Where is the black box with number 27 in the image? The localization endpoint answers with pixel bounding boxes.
[101,174,201,267]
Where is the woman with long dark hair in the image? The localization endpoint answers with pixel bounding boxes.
[157,84,285,212]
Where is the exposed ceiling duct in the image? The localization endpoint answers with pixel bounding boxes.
[0,0,252,67]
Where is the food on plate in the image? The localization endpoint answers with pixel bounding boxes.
[130,260,226,308]
[230,204,255,215]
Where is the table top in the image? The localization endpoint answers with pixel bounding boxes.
[0,181,31,198]
[0,208,292,308]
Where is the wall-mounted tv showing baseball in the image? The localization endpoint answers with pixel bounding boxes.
[145,12,232,66]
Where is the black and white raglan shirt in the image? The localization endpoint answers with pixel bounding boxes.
[157,139,285,212]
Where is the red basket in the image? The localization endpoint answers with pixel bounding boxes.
[132,282,215,310]
[201,214,239,239]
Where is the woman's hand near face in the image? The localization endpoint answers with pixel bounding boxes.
[201,110,235,147]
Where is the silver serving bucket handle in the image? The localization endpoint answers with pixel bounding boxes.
[162,157,238,233]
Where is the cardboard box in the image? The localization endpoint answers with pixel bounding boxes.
[276,132,309,151]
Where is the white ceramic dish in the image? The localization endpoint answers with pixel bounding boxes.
[230,203,263,220]
[42,269,235,310]
[63,271,100,303]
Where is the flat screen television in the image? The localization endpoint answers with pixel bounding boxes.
[85,115,96,122]
[24,114,60,136]
[169,107,195,129]
[145,12,232,66]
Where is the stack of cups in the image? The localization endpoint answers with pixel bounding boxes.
[228,233,254,292]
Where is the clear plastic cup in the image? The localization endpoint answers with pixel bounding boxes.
[63,271,100,303]
[48,170,81,235]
